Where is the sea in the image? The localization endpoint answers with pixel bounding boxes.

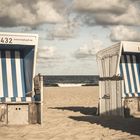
[43,75,99,87]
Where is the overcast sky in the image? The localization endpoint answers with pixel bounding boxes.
[1,0,140,75]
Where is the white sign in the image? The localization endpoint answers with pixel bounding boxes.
[122,41,140,53]
[0,33,38,45]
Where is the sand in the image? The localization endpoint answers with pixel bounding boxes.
[0,86,140,140]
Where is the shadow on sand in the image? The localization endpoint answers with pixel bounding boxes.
[69,115,140,136]
[49,106,97,115]
[50,106,140,136]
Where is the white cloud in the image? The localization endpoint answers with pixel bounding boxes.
[36,45,67,74]
[110,26,140,42]
[74,39,103,59]
[34,1,65,24]
[73,0,128,14]
[0,0,65,27]
[73,0,140,26]
[37,45,66,67]
[1,0,140,28]
[37,46,57,60]
[47,19,79,40]
[94,4,140,26]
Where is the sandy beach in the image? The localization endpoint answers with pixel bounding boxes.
[0,86,140,140]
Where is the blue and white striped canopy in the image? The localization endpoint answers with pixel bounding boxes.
[0,50,33,102]
[120,54,140,97]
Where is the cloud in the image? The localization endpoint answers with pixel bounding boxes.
[37,46,59,60]
[1,0,140,28]
[37,45,66,66]
[110,25,140,42]
[0,0,65,27]
[36,45,67,73]
[94,4,140,26]
[73,0,128,14]
[74,39,102,59]
[46,19,79,40]
[73,0,140,26]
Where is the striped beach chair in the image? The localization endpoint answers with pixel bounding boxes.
[0,33,43,125]
[97,41,140,117]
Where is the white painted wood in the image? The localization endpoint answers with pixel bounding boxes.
[121,55,129,94]
[16,97,22,102]
[122,41,140,53]
[40,76,43,124]
[0,32,38,45]
[8,105,28,124]
[132,55,140,93]
[0,52,4,97]
[15,51,23,97]
[126,55,135,93]
[6,51,13,97]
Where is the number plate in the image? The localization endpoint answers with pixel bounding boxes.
[0,37,12,44]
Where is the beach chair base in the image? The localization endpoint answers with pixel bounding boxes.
[0,102,41,125]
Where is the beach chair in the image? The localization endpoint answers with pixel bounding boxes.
[97,41,140,117]
[0,32,43,125]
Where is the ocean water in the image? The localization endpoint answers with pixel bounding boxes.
[43,75,99,87]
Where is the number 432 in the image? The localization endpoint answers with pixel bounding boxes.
[0,37,12,43]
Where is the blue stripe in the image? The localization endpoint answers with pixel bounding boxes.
[1,97,5,102]
[120,63,127,96]
[21,97,26,102]
[124,55,132,95]
[125,93,129,97]
[1,51,8,97]
[138,93,140,96]
[136,61,140,97]
[34,94,40,101]
[119,62,123,77]
[136,63,140,82]
[130,55,137,94]
[20,52,26,97]
[11,97,16,102]
[11,51,18,97]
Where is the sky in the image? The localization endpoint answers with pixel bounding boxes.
[1,0,140,75]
